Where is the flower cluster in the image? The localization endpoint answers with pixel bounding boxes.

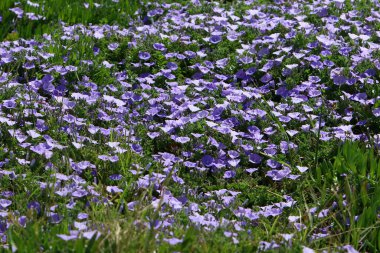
[1,0,379,251]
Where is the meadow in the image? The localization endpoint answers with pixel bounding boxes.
[0,0,380,252]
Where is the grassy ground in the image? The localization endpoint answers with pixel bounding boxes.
[5,142,380,252]
[0,0,142,40]
[0,0,380,252]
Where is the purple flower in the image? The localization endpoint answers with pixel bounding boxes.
[48,212,63,224]
[57,234,78,241]
[302,246,316,253]
[131,143,143,153]
[333,75,347,85]
[0,220,7,234]
[72,189,88,198]
[260,73,272,83]
[216,58,229,68]
[310,61,323,69]
[71,160,95,173]
[308,89,321,98]
[228,159,240,167]
[83,230,100,240]
[342,245,359,253]
[174,136,190,144]
[106,186,123,194]
[223,170,236,179]
[267,159,281,169]
[9,7,24,18]
[249,153,262,165]
[26,130,41,139]
[167,62,178,70]
[266,167,292,181]
[2,100,16,109]
[296,166,308,173]
[1,191,13,198]
[127,201,138,211]
[280,233,294,241]
[228,150,239,159]
[18,216,27,227]
[202,155,214,167]
[138,52,151,61]
[373,108,380,117]
[239,56,253,64]
[77,213,88,220]
[259,241,280,251]
[0,199,12,209]
[163,237,183,245]
[30,143,53,159]
[153,43,166,51]
[109,174,123,181]
[108,43,119,51]
[27,201,41,214]
[246,168,258,174]
[316,35,335,46]
[98,155,119,162]
[209,35,222,44]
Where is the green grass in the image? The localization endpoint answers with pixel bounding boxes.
[0,0,143,40]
